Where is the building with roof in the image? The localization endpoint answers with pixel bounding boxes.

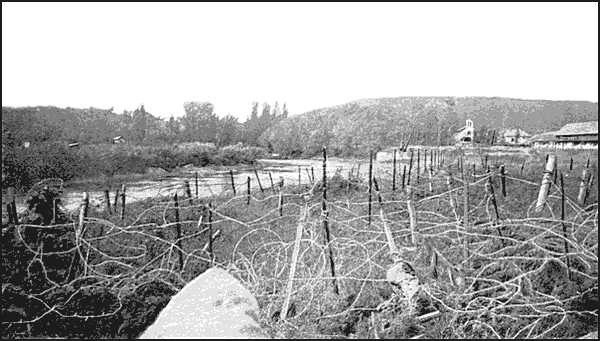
[530,121,597,149]
[500,128,531,145]
[453,119,474,143]
[554,121,598,145]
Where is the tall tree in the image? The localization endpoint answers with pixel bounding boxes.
[182,101,218,143]
[216,115,241,147]
[281,103,289,119]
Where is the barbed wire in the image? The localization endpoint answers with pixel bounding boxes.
[2,158,598,339]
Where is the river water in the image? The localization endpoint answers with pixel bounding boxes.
[13,146,533,215]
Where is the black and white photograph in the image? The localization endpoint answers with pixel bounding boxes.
[1,2,598,339]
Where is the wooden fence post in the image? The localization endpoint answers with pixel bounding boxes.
[321,146,339,295]
[120,184,126,220]
[184,180,192,199]
[535,155,556,212]
[402,165,407,191]
[195,172,199,198]
[424,149,428,171]
[278,177,284,217]
[6,187,15,224]
[569,157,573,171]
[298,166,301,186]
[560,172,571,280]
[104,189,111,214]
[407,150,414,186]
[114,187,120,209]
[8,187,18,225]
[52,198,57,224]
[173,193,184,272]
[229,170,237,196]
[254,168,264,193]
[446,173,455,212]
[368,150,373,226]
[499,165,506,197]
[208,202,213,265]
[247,176,251,206]
[392,149,397,192]
[417,148,420,184]
[486,170,501,225]
[520,160,526,176]
[311,166,315,185]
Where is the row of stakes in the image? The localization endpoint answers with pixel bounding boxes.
[4,149,595,296]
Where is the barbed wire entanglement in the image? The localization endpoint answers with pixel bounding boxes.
[2,148,598,339]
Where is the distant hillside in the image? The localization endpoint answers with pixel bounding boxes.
[260,97,598,156]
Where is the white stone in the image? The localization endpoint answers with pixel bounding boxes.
[139,267,267,339]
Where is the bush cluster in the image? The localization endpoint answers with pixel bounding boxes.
[2,142,267,190]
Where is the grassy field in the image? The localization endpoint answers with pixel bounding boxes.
[1,147,597,339]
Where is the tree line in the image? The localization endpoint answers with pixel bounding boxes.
[1,101,289,150]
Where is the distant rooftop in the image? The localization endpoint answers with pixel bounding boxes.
[501,128,531,137]
[555,121,598,136]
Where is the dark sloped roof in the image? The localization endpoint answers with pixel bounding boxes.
[555,121,598,136]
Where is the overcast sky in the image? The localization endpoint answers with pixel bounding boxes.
[2,2,598,120]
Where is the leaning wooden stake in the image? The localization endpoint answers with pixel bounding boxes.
[577,168,591,206]
[281,202,308,321]
[407,150,414,186]
[78,192,89,276]
[269,172,275,192]
[253,168,264,193]
[560,172,571,280]
[229,170,237,196]
[173,193,184,271]
[535,155,556,213]
[406,186,417,246]
[78,192,89,235]
[321,146,339,295]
